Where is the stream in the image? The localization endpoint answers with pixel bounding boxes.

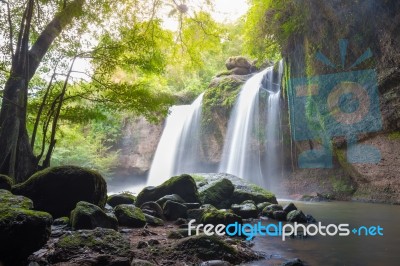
[246,200,400,266]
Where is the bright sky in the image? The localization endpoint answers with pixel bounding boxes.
[162,0,249,30]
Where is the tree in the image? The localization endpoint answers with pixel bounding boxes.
[0,0,221,182]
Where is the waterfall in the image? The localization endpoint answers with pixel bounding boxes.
[219,63,283,189]
[147,93,204,186]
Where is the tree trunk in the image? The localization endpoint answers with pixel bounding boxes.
[0,0,85,182]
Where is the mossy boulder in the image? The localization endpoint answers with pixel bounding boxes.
[0,189,33,209]
[114,204,146,227]
[12,166,107,218]
[225,56,253,71]
[174,234,259,264]
[286,210,307,223]
[261,204,283,218]
[256,202,273,213]
[163,200,188,221]
[231,188,277,205]
[140,201,164,219]
[231,201,258,219]
[70,201,118,230]
[199,178,234,209]
[200,208,242,226]
[283,202,297,214]
[53,216,70,226]
[0,174,13,190]
[135,174,200,206]
[107,192,136,207]
[51,227,131,263]
[156,194,185,207]
[144,214,164,226]
[0,207,52,264]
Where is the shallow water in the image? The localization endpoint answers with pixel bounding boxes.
[245,200,400,266]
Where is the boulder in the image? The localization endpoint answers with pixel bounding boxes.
[281,258,305,266]
[163,200,188,221]
[156,194,185,207]
[0,189,33,209]
[174,235,259,264]
[70,201,118,230]
[114,204,146,227]
[261,204,283,218]
[140,201,164,219]
[53,216,70,226]
[231,188,277,205]
[0,174,13,190]
[200,208,242,226]
[231,201,258,219]
[225,56,252,71]
[12,166,107,218]
[273,210,287,221]
[283,202,297,213]
[256,202,273,213]
[0,207,52,264]
[184,202,201,209]
[286,210,307,223]
[51,227,131,263]
[135,174,200,206]
[230,67,251,75]
[199,178,234,209]
[144,213,164,226]
[107,192,136,207]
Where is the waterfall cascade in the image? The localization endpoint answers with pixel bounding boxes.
[219,62,283,189]
[147,93,204,186]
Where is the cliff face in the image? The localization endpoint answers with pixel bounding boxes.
[279,1,400,203]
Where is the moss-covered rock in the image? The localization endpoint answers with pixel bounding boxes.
[0,189,33,209]
[140,201,164,219]
[199,178,234,209]
[53,216,70,226]
[114,204,146,228]
[144,213,164,226]
[0,174,13,190]
[231,188,277,205]
[256,202,273,213]
[0,207,52,264]
[135,174,200,206]
[261,204,283,218]
[286,210,307,223]
[163,200,188,221]
[200,208,242,226]
[174,234,259,264]
[156,194,185,207]
[52,227,131,262]
[70,201,118,230]
[12,166,107,218]
[107,192,136,207]
[231,201,258,219]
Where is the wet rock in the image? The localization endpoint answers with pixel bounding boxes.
[256,202,273,213]
[156,194,185,207]
[188,208,206,222]
[135,174,200,206]
[114,204,146,227]
[273,210,287,221]
[140,201,164,219]
[144,214,164,226]
[184,202,201,209]
[174,234,259,264]
[231,188,277,205]
[261,204,283,218]
[281,258,305,266]
[70,201,118,230]
[287,210,307,223]
[231,201,258,219]
[0,174,13,190]
[306,214,317,223]
[107,192,136,207]
[12,166,107,218]
[49,228,131,263]
[199,178,234,209]
[200,208,242,225]
[0,189,33,209]
[200,260,232,266]
[283,203,297,213]
[53,216,70,226]
[163,200,188,221]
[131,259,156,266]
[0,207,52,264]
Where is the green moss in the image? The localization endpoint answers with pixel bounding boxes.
[0,189,33,209]
[0,207,52,221]
[388,131,400,140]
[191,174,206,183]
[200,208,242,225]
[199,178,234,209]
[0,175,13,190]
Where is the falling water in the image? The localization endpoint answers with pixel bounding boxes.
[147,93,204,186]
[219,63,283,189]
